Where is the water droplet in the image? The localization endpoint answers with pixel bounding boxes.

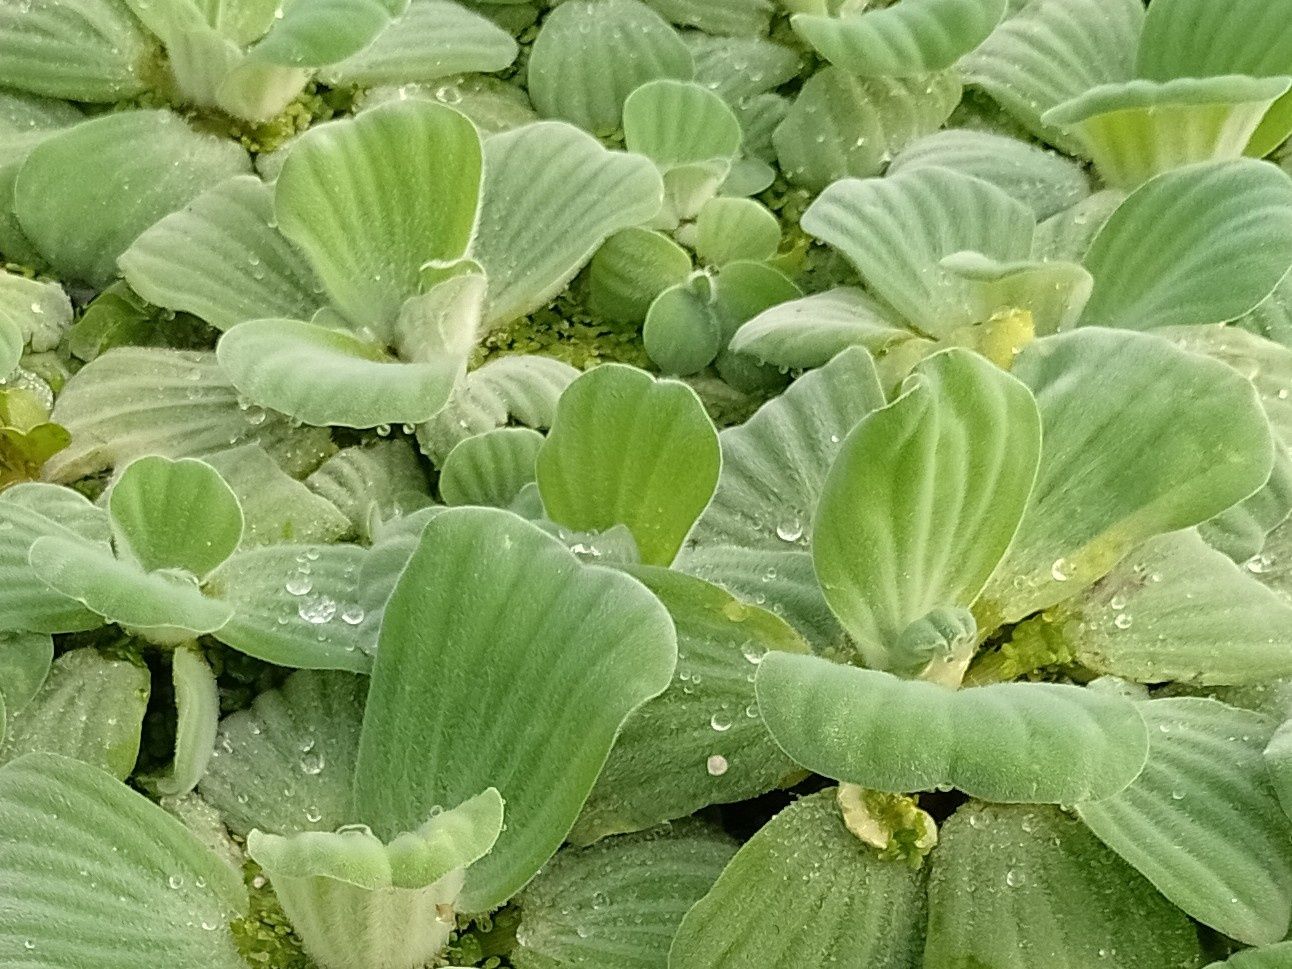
[305,805,323,822]
[285,571,313,596]
[741,641,765,665]
[167,875,183,890]
[1109,593,1127,610]
[1170,789,1185,801]
[341,605,365,625]
[1050,558,1072,582]
[706,754,729,776]
[300,751,325,775]
[775,519,803,543]
[1005,869,1025,888]
[591,891,609,910]
[710,713,732,732]
[298,596,337,624]
[1113,613,1132,630]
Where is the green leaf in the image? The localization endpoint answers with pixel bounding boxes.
[1137,0,1292,83]
[574,567,807,843]
[0,269,73,356]
[474,122,665,327]
[0,631,52,716]
[792,0,1006,76]
[979,329,1276,626]
[1053,530,1292,685]
[15,110,251,288]
[119,175,324,333]
[527,0,693,135]
[1,649,148,782]
[758,653,1149,802]
[814,349,1040,669]
[695,197,779,267]
[589,228,693,324]
[1076,697,1292,945]
[276,100,481,334]
[108,455,242,579]
[204,445,351,548]
[320,0,518,86]
[940,253,1093,335]
[418,355,578,464]
[305,440,430,541]
[802,167,1035,337]
[642,0,773,36]
[890,128,1090,220]
[960,0,1144,154]
[354,507,676,911]
[245,0,404,68]
[148,646,220,798]
[0,94,83,266]
[0,0,152,102]
[0,483,111,634]
[1044,77,1292,189]
[669,790,927,969]
[1205,944,1292,969]
[514,821,736,969]
[643,279,724,377]
[926,802,1205,969]
[686,34,800,103]
[1079,160,1292,331]
[204,543,375,671]
[537,365,720,566]
[201,670,366,838]
[0,752,248,968]
[1033,189,1125,263]
[440,427,543,508]
[46,348,333,483]
[692,345,884,552]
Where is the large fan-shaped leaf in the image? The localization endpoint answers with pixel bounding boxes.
[0,650,148,781]
[537,365,719,567]
[757,653,1149,803]
[321,0,518,87]
[1076,698,1292,945]
[1054,530,1292,685]
[669,790,927,969]
[959,0,1144,153]
[14,110,250,288]
[527,0,693,134]
[0,0,152,101]
[473,122,665,327]
[792,0,1007,77]
[119,175,324,333]
[802,167,1035,337]
[692,346,885,552]
[45,348,334,482]
[625,80,741,170]
[1079,160,1292,331]
[514,822,736,969]
[0,94,82,266]
[201,670,366,838]
[354,508,677,912]
[925,802,1205,969]
[0,752,248,969]
[573,567,807,843]
[979,328,1275,626]
[814,349,1039,669]
[276,101,481,333]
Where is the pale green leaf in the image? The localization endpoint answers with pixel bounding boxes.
[474,122,665,327]
[305,440,430,541]
[685,34,800,103]
[359,75,539,136]
[758,653,1149,802]
[643,280,723,377]
[1205,944,1292,969]
[527,0,693,135]
[941,253,1093,335]
[0,0,152,101]
[1079,160,1292,331]
[625,79,741,170]
[245,0,403,68]
[149,646,220,798]
[695,197,779,267]
[205,445,351,548]
[979,329,1275,626]
[0,269,73,354]
[514,821,736,969]
[589,228,693,324]
[669,790,927,969]
[0,93,82,266]
[926,802,1205,969]
[354,507,676,912]
[0,631,52,716]
[119,175,324,333]
[642,0,772,36]
[440,427,543,508]
[15,110,251,287]
[1032,189,1125,263]
[1077,698,1292,945]
[814,349,1039,668]
[0,650,147,780]
[1137,0,1292,82]
[537,365,720,566]
[574,567,807,843]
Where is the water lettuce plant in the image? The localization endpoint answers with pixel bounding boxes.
[5,0,1292,968]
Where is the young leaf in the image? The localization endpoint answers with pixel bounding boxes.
[1076,698,1292,946]
[353,508,677,912]
[0,752,249,969]
[14,110,251,287]
[574,567,808,843]
[0,630,52,716]
[439,427,544,509]
[305,440,430,541]
[537,365,720,566]
[670,790,928,969]
[926,802,1205,969]
[514,821,736,969]
[589,228,693,324]
[0,0,152,101]
[940,253,1093,335]
[813,349,1040,668]
[0,268,72,354]
[643,279,724,377]
[148,646,220,798]
[695,198,779,267]
[204,445,351,548]
[979,328,1275,626]
[757,653,1149,803]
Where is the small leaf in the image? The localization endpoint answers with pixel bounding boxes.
[669,790,927,969]
[440,427,543,508]
[527,0,693,135]
[305,440,430,541]
[204,445,351,548]
[0,0,152,101]
[686,33,800,102]
[244,0,404,68]
[1076,698,1292,946]
[354,508,677,911]
[589,228,693,324]
[537,365,720,566]
[941,253,1093,335]
[148,646,220,798]
[695,197,780,267]
[515,821,736,969]
[643,0,773,36]
[0,269,72,356]
[625,79,741,170]
[792,0,1007,76]
[813,349,1040,668]
[926,802,1205,969]
[643,279,724,376]
[0,630,52,716]
[758,653,1149,803]
[1205,944,1292,969]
